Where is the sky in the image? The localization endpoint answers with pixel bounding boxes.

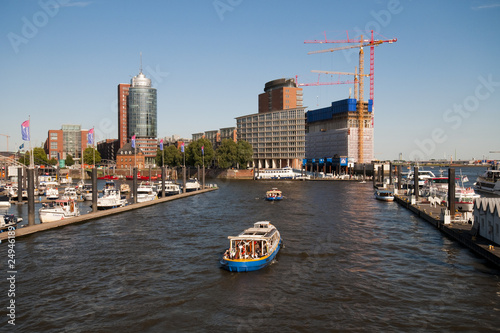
[1,0,499,161]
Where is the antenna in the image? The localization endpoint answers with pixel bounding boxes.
[140,52,143,73]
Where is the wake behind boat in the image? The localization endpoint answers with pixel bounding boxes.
[220,221,282,272]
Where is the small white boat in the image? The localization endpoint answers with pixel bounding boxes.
[0,214,22,231]
[97,181,127,209]
[120,183,131,193]
[0,194,11,208]
[157,181,181,196]
[81,184,93,201]
[136,182,158,202]
[375,189,394,201]
[39,199,80,223]
[61,186,78,200]
[45,182,60,200]
[475,167,500,196]
[184,178,201,192]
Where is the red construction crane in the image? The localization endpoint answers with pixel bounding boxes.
[305,30,397,102]
[295,74,354,87]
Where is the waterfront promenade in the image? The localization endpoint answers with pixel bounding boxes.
[0,187,217,241]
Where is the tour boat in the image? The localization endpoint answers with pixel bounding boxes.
[374,189,394,202]
[220,221,282,272]
[255,166,296,180]
[265,188,283,201]
[184,178,201,192]
[136,182,158,202]
[39,199,80,223]
[0,214,22,231]
[97,181,127,209]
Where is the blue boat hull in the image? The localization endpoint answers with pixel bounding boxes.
[265,196,283,201]
[220,239,282,272]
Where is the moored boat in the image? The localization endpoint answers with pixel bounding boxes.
[0,214,22,231]
[265,188,283,201]
[136,182,157,202]
[220,221,282,272]
[39,199,80,223]
[255,166,296,180]
[475,167,500,196]
[97,181,127,209]
[184,178,201,192]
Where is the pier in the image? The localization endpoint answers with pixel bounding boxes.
[0,187,217,241]
[393,194,500,268]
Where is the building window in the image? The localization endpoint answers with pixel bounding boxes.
[50,142,58,149]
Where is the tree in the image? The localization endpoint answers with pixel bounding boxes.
[155,145,182,167]
[83,147,101,165]
[19,147,49,166]
[48,157,58,166]
[186,138,214,167]
[216,139,237,169]
[236,140,254,169]
[65,154,75,167]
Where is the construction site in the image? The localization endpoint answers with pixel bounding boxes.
[303,31,397,171]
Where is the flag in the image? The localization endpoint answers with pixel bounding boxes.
[160,139,163,151]
[19,143,24,150]
[181,142,184,153]
[201,145,204,156]
[21,120,30,141]
[87,128,94,145]
[131,135,136,149]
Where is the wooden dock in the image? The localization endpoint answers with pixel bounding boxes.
[394,194,500,268]
[0,188,217,241]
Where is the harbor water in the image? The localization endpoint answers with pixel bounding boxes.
[3,167,500,332]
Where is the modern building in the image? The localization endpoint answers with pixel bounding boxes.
[116,142,145,170]
[44,125,90,161]
[97,139,120,164]
[191,127,237,150]
[118,83,130,148]
[258,78,303,114]
[236,107,306,169]
[117,68,158,165]
[305,98,374,164]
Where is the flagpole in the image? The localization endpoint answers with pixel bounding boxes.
[92,126,95,168]
[29,115,33,168]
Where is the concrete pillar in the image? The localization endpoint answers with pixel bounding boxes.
[17,167,22,203]
[182,166,186,193]
[397,165,402,191]
[448,168,455,217]
[133,167,138,204]
[389,163,393,185]
[27,168,35,226]
[161,166,166,198]
[92,168,97,212]
[148,165,152,181]
[414,166,419,201]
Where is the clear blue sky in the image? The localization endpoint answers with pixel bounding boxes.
[1,0,499,161]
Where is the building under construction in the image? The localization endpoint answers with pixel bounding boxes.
[305,98,374,164]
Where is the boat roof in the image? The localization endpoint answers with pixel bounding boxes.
[228,221,277,241]
[376,189,393,194]
[55,199,71,203]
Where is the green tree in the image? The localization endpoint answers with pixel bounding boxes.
[48,157,58,166]
[236,140,254,169]
[186,138,214,167]
[156,145,183,167]
[83,147,101,165]
[19,147,49,166]
[65,154,75,167]
[216,139,237,169]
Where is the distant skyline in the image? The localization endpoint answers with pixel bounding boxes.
[1,0,499,161]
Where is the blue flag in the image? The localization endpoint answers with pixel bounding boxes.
[21,120,30,141]
[131,135,136,149]
[19,143,24,150]
[181,142,184,153]
[87,128,94,145]
[160,139,163,151]
[201,145,204,156]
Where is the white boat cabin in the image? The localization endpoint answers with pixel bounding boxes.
[226,221,280,260]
